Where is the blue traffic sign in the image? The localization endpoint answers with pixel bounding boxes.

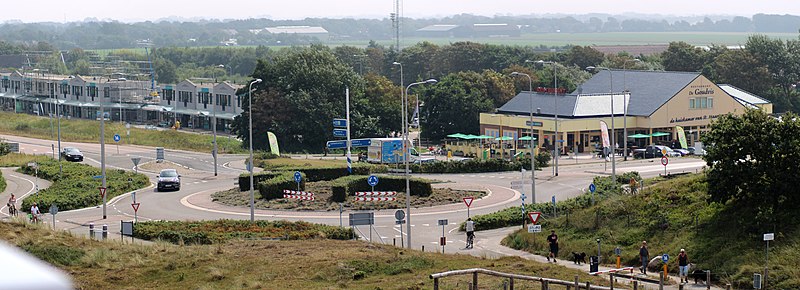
[333,129,347,138]
[294,171,302,183]
[589,183,596,193]
[367,175,379,187]
[333,118,347,128]
[327,139,372,149]
[93,175,104,179]
[662,254,669,263]
[113,134,121,142]
[351,139,371,147]
[552,195,556,205]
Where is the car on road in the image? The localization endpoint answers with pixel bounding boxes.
[60,147,84,162]
[688,146,706,156]
[655,145,681,157]
[157,169,181,192]
[672,148,690,156]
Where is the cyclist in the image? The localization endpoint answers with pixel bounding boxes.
[7,194,16,216]
[465,218,475,249]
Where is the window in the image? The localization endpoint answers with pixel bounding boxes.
[689,98,695,109]
[690,97,713,109]
[178,91,192,103]
[103,87,110,98]
[708,97,713,108]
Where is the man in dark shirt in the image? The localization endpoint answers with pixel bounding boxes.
[639,241,649,274]
[547,230,559,262]
[678,249,689,283]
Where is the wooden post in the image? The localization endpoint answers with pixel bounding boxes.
[433,277,438,290]
[725,284,731,290]
[585,281,590,290]
[574,275,580,289]
[659,272,664,290]
[542,280,548,290]
[509,277,514,290]
[706,271,711,290]
[633,281,638,290]
[679,283,684,290]
[473,272,478,290]
[610,273,614,289]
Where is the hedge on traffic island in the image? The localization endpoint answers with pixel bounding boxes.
[238,163,388,191]
[257,171,305,200]
[132,219,355,245]
[409,153,551,174]
[18,157,149,212]
[330,175,433,202]
[465,172,641,231]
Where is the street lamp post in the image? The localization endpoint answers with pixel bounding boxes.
[248,78,262,223]
[533,60,559,176]
[587,66,616,185]
[353,55,367,75]
[510,72,536,203]
[404,79,437,250]
[622,59,641,161]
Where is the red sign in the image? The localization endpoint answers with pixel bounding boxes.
[661,156,669,166]
[131,203,140,212]
[463,197,474,208]
[528,212,542,225]
[98,187,107,198]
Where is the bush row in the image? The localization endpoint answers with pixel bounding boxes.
[18,157,149,212]
[409,153,551,174]
[238,163,388,191]
[257,171,305,200]
[132,219,355,245]
[330,175,433,202]
[467,172,641,231]
[0,170,5,195]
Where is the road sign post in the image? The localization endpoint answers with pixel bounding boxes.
[132,191,139,223]
[438,219,448,253]
[552,195,557,218]
[764,233,774,289]
[589,183,597,205]
[662,254,670,278]
[368,175,379,192]
[131,157,141,173]
[661,156,669,175]
[395,210,405,248]
[615,247,622,268]
[463,197,474,218]
[294,171,302,191]
[114,134,121,154]
[49,204,58,230]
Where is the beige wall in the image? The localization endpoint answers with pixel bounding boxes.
[648,75,746,128]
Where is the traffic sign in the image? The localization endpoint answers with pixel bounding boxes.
[131,203,140,212]
[662,254,670,263]
[527,224,542,233]
[463,197,474,208]
[113,134,121,142]
[294,171,302,183]
[661,148,668,156]
[332,118,347,128]
[661,156,669,166]
[98,187,107,198]
[49,204,58,215]
[520,193,527,201]
[394,210,405,221]
[131,157,141,167]
[764,233,774,241]
[438,219,448,226]
[614,247,621,255]
[333,129,347,138]
[528,212,542,224]
[589,183,596,193]
[367,175,379,187]
[351,139,371,147]
[93,175,103,179]
[327,138,371,149]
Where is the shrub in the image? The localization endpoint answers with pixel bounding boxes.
[238,164,388,191]
[133,219,354,245]
[330,175,433,202]
[257,171,304,200]
[18,157,149,212]
[238,172,283,191]
[20,242,85,266]
[410,158,528,173]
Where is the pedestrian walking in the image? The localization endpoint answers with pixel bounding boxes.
[678,249,689,283]
[547,230,559,262]
[639,241,649,274]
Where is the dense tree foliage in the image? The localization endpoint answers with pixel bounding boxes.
[702,109,800,226]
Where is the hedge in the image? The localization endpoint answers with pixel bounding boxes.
[18,157,149,212]
[133,219,355,245]
[257,171,305,200]
[409,153,550,174]
[238,164,388,191]
[330,175,433,203]
[466,172,641,231]
[0,170,5,194]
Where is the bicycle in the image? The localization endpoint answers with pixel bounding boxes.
[7,203,17,217]
[466,232,474,249]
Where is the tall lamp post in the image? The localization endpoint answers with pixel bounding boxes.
[403,79,437,249]
[248,78,262,222]
[392,61,406,247]
[622,59,641,161]
[510,72,536,203]
[533,60,559,176]
[586,66,616,185]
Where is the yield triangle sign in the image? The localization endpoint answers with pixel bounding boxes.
[131,203,140,212]
[463,197,474,208]
[98,187,107,199]
[528,212,542,225]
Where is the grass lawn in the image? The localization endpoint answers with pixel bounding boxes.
[0,112,245,154]
[0,221,613,289]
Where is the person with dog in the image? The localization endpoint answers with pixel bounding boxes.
[678,249,689,283]
[547,230,559,262]
[639,241,649,274]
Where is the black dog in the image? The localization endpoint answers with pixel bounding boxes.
[689,269,707,284]
[571,252,587,265]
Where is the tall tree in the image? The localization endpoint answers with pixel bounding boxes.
[418,71,501,141]
[661,41,705,72]
[564,46,604,69]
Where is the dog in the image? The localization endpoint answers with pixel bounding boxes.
[689,268,707,284]
[571,252,587,265]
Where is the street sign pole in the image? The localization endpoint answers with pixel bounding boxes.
[101,100,107,220]
[346,87,352,175]
[764,233,774,289]
[132,191,137,223]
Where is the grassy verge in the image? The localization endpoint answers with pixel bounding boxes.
[213,184,486,211]
[0,153,50,167]
[499,173,800,289]
[0,222,612,289]
[0,168,5,193]
[15,155,149,212]
[133,220,354,245]
[0,112,245,153]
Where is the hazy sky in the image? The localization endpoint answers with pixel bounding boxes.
[3,0,800,23]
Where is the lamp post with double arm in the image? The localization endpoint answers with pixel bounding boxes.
[248,78,262,222]
[586,66,616,185]
[510,72,536,203]
[403,79,437,249]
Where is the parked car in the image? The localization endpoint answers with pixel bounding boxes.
[655,145,681,157]
[60,147,84,162]
[688,146,706,156]
[672,148,690,156]
[157,169,181,192]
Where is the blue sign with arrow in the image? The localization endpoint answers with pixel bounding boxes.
[332,118,347,128]
[367,175,379,187]
[662,254,669,263]
[113,134,121,142]
[294,171,302,183]
[589,183,596,193]
[327,139,372,149]
[333,129,347,138]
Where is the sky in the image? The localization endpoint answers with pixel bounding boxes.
[3,0,800,23]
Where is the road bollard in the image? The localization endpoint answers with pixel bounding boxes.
[102,224,108,240]
[706,271,711,290]
[89,223,95,240]
[422,245,424,252]
[633,281,638,290]
[393,238,396,247]
[659,272,664,290]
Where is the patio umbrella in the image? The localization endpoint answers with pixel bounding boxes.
[627,134,651,138]
[650,132,671,137]
[495,136,514,141]
[447,133,467,138]
[518,136,537,141]
[461,134,479,140]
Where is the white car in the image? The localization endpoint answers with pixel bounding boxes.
[655,145,681,157]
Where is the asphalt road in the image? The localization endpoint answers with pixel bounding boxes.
[0,134,706,255]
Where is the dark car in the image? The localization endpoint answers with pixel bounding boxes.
[634,145,665,159]
[61,147,84,162]
[157,169,181,192]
